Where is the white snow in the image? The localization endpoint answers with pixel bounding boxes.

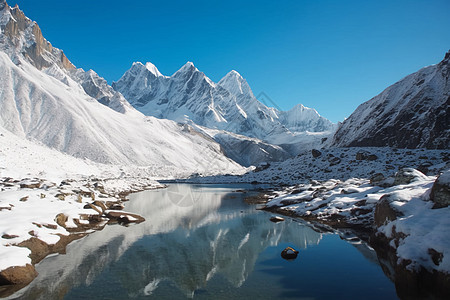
[113,60,336,153]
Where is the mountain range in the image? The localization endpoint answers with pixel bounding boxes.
[112,61,336,145]
[0,0,243,175]
[0,0,448,177]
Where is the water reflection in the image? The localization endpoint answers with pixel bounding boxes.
[7,184,323,299]
[6,184,395,300]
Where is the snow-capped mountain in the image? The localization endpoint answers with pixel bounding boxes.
[113,61,336,147]
[0,1,243,176]
[332,51,450,149]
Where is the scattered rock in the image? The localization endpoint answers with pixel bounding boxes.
[370,173,385,185]
[367,154,378,161]
[55,213,68,228]
[311,149,322,158]
[19,180,41,189]
[428,248,444,266]
[19,196,28,202]
[2,234,19,239]
[430,170,450,208]
[329,156,341,166]
[356,152,367,160]
[281,247,299,260]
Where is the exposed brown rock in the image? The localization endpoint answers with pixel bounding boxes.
[0,264,37,286]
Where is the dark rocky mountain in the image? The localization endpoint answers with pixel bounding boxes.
[332,51,449,149]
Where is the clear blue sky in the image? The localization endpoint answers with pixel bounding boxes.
[9,0,450,122]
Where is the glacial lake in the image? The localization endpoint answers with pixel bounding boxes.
[9,184,397,299]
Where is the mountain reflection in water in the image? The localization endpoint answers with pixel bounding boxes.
[8,184,394,300]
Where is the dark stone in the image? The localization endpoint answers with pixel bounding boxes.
[356,152,367,160]
[281,247,299,260]
[367,154,378,161]
[374,194,404,227]
[311,149,322,158]
[430,171,450,208]
[393,168,427,186]
[428,248,444,266]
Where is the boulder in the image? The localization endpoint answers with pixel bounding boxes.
[430,170,450,208]
[356,152,367,160]
[370,173,385,185]
[281,247,299,260]
[0,264,38,285]
[374,194,404,227]
[393,168,428,186]
[311,149,322,158]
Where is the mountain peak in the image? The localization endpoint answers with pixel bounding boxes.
[227,70,243,78]
[145,62,163,77]
[173,61,200,78]
[218,70,252,97]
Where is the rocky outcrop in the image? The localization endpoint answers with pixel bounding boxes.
[0,2,74,71]
[430,170,450,208]
[332,51,450,149]
[393,168,428,185]
[373,194,404,227]
[0,264,37,286]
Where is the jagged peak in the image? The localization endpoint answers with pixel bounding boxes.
[173,61,198,75]
[218,69,253,97]
[144,61,163,77]
[128,61,162,77]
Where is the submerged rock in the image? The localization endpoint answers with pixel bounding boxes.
[281,247,299,260]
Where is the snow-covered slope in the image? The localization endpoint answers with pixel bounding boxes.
[192,125,291,167]
[113,61,336,149]
[332,51,450,149]
[0,1,244,176]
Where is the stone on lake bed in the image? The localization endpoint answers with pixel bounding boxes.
[281,247,299,260]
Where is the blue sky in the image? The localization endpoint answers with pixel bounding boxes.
[9,0,450,122]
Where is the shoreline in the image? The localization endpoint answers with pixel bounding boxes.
[0,176,165,298]
[255,169,450,299]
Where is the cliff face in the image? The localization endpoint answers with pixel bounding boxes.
[0,1,74,70]
[332,51,449,149]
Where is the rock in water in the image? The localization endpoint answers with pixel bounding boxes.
[281,247,299,260]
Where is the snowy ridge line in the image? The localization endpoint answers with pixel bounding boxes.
[113,59,337,154]
[183,147,449,185]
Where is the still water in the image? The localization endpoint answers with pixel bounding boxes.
[10,184,397,299]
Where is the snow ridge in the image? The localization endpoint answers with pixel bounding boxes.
[332,51,450,149]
